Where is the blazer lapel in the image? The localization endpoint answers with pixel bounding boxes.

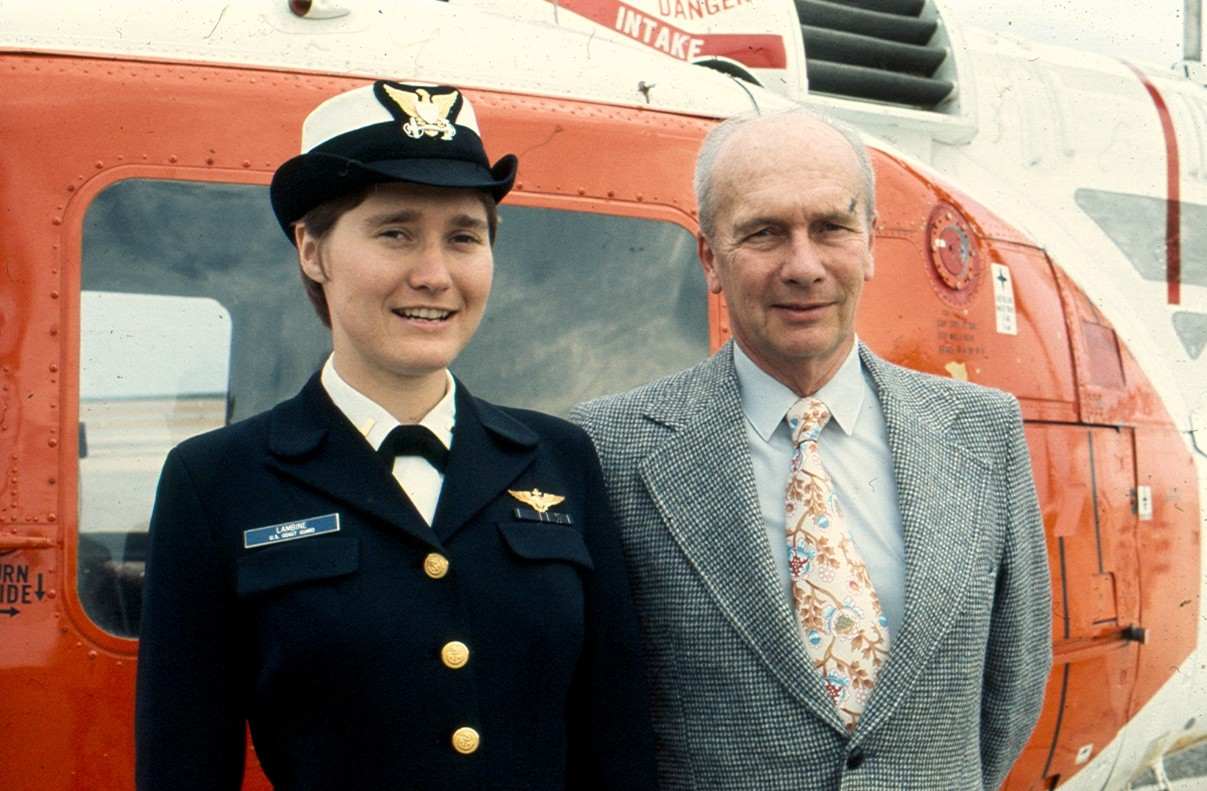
[637,345,842,726]
[856,347,993,731]
[430,383,538,542]
[265,374,442,550]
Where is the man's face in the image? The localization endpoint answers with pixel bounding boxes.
[699,116,875,394]
[297,182,493,400]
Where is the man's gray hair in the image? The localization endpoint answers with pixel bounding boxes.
[694,105,877,240]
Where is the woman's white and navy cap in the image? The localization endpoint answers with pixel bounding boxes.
[270,81,517,238]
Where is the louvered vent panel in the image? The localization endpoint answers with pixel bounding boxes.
[797,0,955,109]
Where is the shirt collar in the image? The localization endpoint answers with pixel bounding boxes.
[733,340,866,441]
[320,355,456,451]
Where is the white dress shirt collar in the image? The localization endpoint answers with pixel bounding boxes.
[320,355,456,452]
[733,340,866,440]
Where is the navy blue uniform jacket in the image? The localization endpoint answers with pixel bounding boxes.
[135,374,657,790]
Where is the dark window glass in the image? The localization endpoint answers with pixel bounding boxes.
[453,206,707,413]
[1075,188,1207,287]
[1075,188,1207,361]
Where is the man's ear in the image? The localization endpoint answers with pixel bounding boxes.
[698,233,724,295]
[864,212,877,281]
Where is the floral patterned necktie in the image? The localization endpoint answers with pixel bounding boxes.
[785,397,890,730]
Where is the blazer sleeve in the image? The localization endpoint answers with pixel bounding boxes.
[980,398,1053,790]
[564,433,659,790]
[135,448,247,791]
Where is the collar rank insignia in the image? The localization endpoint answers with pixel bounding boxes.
[380,84,459,141]
[508,488,565,514]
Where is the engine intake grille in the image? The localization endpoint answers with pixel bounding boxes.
[796,0,956,109]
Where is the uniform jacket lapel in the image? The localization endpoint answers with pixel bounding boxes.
[262,375,538,550]
[264,374,441,549]
[856,346,993,733]
[431,383,539,542]
[637,344,841,726]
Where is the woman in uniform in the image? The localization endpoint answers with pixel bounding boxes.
[134,80,657,791]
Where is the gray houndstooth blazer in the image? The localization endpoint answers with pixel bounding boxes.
[571,341,1051,790]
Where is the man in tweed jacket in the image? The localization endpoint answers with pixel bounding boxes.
[571,107,1051,789]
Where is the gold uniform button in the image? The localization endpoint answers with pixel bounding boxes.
[441,641,470,669]
[451,726,480,755]
[423,553,450,579]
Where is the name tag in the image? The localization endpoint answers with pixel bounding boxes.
[513,507,573,526]
[244,513,341,549]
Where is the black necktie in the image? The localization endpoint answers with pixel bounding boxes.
[375,425,450,473]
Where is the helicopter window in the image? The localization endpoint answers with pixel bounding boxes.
[77,178,707,638]
[450,203,707,413]
[1074,188,1207,288]
[78,292,232,637]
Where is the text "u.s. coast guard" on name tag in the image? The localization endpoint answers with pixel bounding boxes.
[243,513,340,549]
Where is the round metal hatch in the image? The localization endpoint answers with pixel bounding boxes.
[925,201,984,307]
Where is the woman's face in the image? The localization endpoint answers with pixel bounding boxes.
[296,182,493,399]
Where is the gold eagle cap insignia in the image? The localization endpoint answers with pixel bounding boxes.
[508,488,566,514]
[381,84,459,141]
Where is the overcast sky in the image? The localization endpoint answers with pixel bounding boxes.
[939,0,1187,66]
